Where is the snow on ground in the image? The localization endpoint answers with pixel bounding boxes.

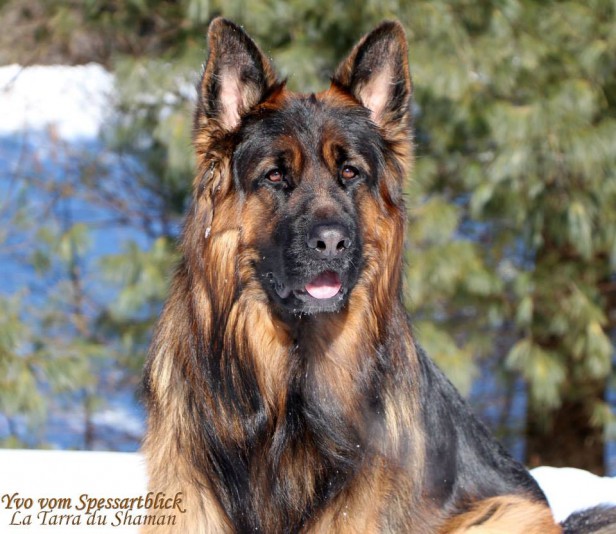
[0,450,147,533]
[1,449,615,532]
[532,466,616,523]
[0,64,114,140]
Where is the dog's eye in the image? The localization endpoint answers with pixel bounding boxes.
[265,169,284,183]
[340,165,359,181]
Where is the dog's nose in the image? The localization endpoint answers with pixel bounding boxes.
[307,223,352,258]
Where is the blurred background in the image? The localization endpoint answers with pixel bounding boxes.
[0,0,614,475]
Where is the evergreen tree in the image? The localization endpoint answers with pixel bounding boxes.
[403,0,616,473]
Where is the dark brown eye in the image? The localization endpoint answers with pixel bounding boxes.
[341,165,359,181]
[265,169,284,183]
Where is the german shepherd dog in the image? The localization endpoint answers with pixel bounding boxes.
[142,18,608,533]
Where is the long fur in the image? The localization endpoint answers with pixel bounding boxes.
[141,18,574,533]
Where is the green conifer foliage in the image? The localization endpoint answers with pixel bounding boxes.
[404,0,616,473]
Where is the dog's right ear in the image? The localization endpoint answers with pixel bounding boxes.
[332,21,411,131]
[196,18,277,132]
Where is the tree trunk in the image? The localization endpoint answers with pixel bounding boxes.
[84,394,95,449]
[525,387,605,475]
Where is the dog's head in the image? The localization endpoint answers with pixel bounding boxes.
[191,19,413,318]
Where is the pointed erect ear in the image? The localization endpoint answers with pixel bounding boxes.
[333,21,412,128]
[198,18,277,132]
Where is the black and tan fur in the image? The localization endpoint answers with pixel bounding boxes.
[142,18,564,533]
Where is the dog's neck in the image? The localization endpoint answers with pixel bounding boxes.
[156,258,417,531]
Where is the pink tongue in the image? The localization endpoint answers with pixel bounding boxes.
[305,271,342,299]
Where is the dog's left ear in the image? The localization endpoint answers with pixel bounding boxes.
[333,21,412,129]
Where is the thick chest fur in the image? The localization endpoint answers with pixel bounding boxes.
[186,312,420,532]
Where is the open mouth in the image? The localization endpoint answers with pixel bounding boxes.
[305,271,342,299]
[273,271,344,302]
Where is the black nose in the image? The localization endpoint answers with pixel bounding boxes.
[307,223,352,258]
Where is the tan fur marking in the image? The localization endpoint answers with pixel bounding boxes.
[442,496,561,534]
